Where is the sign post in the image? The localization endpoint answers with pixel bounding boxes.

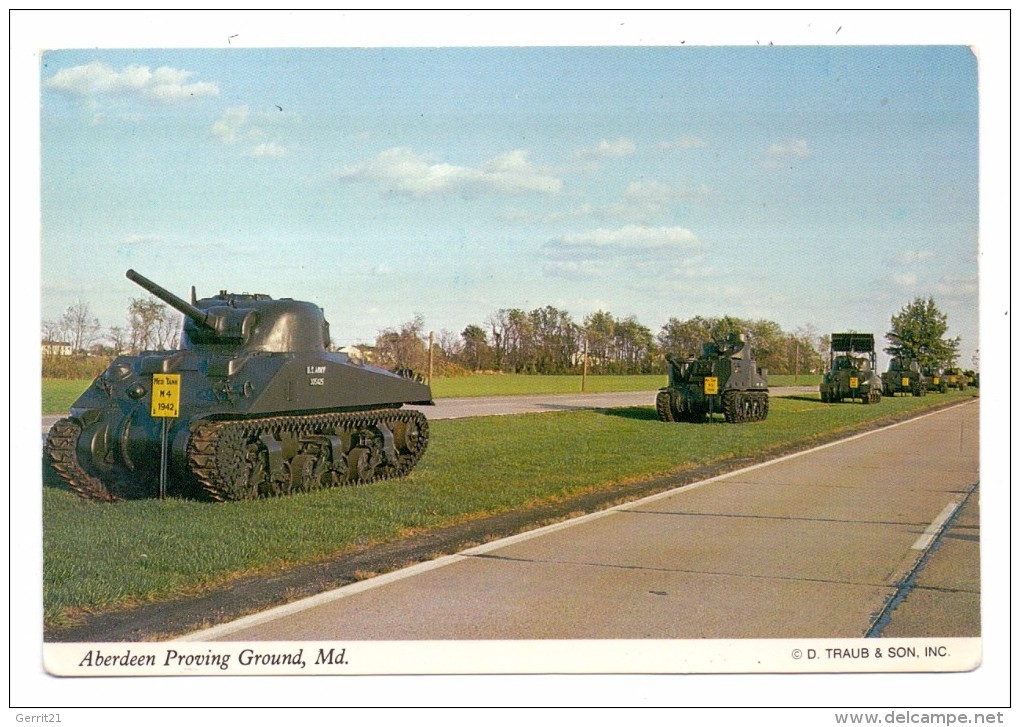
[704,376,719,419]
[151,373,181,499]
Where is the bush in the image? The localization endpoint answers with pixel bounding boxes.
[42,355,112,380]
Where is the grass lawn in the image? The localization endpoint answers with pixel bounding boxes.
[42,387,974,628]
[42,373,824,414]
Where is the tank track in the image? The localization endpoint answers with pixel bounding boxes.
[721,390,769,423]
[655,391,675,422]
[187,408,429,501]
[45,417,122,502]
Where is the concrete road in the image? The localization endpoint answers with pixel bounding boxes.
[40,385,819,435]
[182,399,978,643]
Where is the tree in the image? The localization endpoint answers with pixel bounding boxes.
[885,296,960,369]
[459,324,492,371]
[107,325,128,355]
[375,314,429,372]
[60,299,102,355]
[128,296,179,352]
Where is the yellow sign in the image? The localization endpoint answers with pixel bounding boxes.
[704,376,719,395]
[849,376,859,389]
[932,377,940,385]
[151,374,181,418]
[901,377,910,387]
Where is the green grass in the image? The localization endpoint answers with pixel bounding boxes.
[42,387,975,628]
[430,373,821,398]
[42,373,825,414]
[42,379,93,415]
[428,373,665,398]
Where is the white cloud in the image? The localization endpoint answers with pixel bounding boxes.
[891,272,918,287]
[211,106,249,144]
[897,249,935,265]
[767,139,810,158]
[338,147,562,197]
[659,135,708,151]
[212,106,286,157]
[45,62,218,104]
[575,137,636,160]
[933,273,978,299]
[246,142,286,158]
[542,225,703,281]
[607,180,714,220]
[122,233,163,246]
[762,139,810,168]
[557,224,700,250]
[542,260,605,280]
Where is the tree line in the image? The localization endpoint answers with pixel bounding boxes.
[43,293,964,380]
[43,297,181,358]
[374,308,829,378]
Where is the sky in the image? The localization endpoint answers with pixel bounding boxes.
[11,9,1011,710]
[35,28,983,367]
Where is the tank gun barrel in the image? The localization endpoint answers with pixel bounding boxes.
[126,269,211,328]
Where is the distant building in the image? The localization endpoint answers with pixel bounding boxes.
[42,340,72,356]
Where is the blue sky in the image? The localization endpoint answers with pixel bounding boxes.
[39,41,980,364]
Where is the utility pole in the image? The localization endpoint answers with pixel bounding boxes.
[581,336,588,392]
[427,331,434,385]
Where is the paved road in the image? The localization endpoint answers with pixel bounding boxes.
[40,386,820,435]
[180,400,978,648]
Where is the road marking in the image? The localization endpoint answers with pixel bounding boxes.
[912,500,964,551]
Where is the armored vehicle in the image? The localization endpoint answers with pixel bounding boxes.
[656,333,769,423]
[45,270,434,502]
[882,357,927,397]
[942,368,967,391]
[819,333,882,404]
[923,366,948,394]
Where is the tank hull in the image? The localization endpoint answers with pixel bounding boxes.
[47,351,433,501]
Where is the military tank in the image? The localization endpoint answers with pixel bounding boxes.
[922,366,948,393]
[819,333,882,404]
[45,270,434,502]
[882,357,927,397]
[942,367,967,391]
[656,333,769,423]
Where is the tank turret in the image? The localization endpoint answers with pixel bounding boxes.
[45,271,433,502]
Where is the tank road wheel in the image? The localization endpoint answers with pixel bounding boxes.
[188,409,430,501]
[290,453,325,493]
[392,416,425,452]
[347,447,375,483]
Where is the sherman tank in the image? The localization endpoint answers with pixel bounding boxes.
[656,332,769,423]
[819,333,882,404]
[45,270,434,502]
[882,357,927,397]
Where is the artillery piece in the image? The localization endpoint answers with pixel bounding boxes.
[882,357,927,397]
[819,333,882,404]
[656,333,769,423]
[45,270,433,502]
